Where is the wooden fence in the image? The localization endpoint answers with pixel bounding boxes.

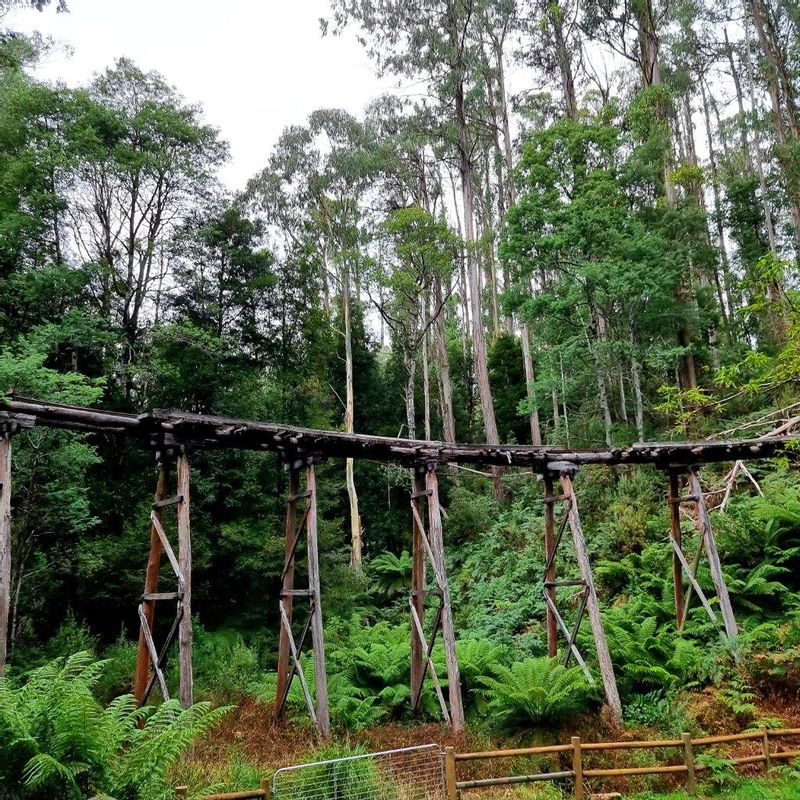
[176,728,800,800]
[446,727,800,799]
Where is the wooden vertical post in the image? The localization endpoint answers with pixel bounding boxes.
[176,452,193,709]
[260,777,271,799]
[682,733,696,795]
[134,463,167,704]
[572,736,584,800]
[0,435,11,677]
[560,470,622,721]
[410,470,426,707]
[306,464,330,738]
[761,727,772,772]
[668,470,684,628]
[276,468,299,711]
[543,472,558,658]
[445,746,458,800]
[427,468,465,733]
[688,467,738,642]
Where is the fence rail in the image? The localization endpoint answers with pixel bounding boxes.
[446,727,800,799]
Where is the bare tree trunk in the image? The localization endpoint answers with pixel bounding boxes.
[342,270,362,569]
[699,77,735,323]
[521,323,542,445]
[743,23,779,254]
[0,437,10,676]
[405,351,417,441]
[422,298,432,441]
[434,275,457,443]
[629,324,645,442]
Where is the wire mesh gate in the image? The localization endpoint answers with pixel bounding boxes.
[271,744,446,800]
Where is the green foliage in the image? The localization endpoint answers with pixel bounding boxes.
[0,652,230,800]
[369,551,412,597]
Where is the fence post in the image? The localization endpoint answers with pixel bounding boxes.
[445,746,458,800]
[761,727,772,773]
[682,733,696,796]
[572,736,584,800]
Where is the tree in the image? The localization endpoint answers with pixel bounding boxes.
[326,1,503,464]
[66,58,227,392]
[373,206,456,439]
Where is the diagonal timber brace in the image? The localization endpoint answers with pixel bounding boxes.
[275,465,330,738]
[409,468,464,733]
[667,466,739,657]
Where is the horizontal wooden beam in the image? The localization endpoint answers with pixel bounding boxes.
[1,396,798,470]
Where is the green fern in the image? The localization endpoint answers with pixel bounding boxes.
[0,651,231,800]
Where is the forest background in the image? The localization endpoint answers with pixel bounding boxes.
[3,0,800,796]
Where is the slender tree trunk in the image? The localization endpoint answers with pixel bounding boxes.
[629,323,645,442]
[422,297,432,440]
[342,269,362,569]
[560,356,570,446]
[405,351,417,441]
[548,0,578,120]
[451,40,501,493]
[521,323,542,445]
[434,275,457,443]
[699,77,735,323]
[743,22,779,254]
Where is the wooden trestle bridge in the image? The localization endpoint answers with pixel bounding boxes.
[0,396,796,737]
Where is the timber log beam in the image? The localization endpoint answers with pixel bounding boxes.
[1,396,798,469]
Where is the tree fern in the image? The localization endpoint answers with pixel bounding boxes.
[479,657,595,730]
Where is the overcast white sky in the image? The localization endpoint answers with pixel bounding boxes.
[8,0,401,188]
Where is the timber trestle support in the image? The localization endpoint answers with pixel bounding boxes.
[666,465,738,655]
[134,451,193,709]
[410,467,465,732]
[275,462,330,738]
[542,463,622,721]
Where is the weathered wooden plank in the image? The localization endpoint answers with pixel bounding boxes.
[150,511,183,586]
[410,472,426,711]
[176,453,193,709]
[276,469,299,710]
[543,592,594,682]
[137,604,169,701]
[426,469,465,733]
[0,436,11,677]
[668,471,684,627]
[543,473,558,658]
[141,606,182,705]
[279,604,317,725]
[135,462,169,705]
[688,468,738,643]
[668,537,719,624]
[305,465,330,738]
[409,602,451,724]
[560,473,622,721]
